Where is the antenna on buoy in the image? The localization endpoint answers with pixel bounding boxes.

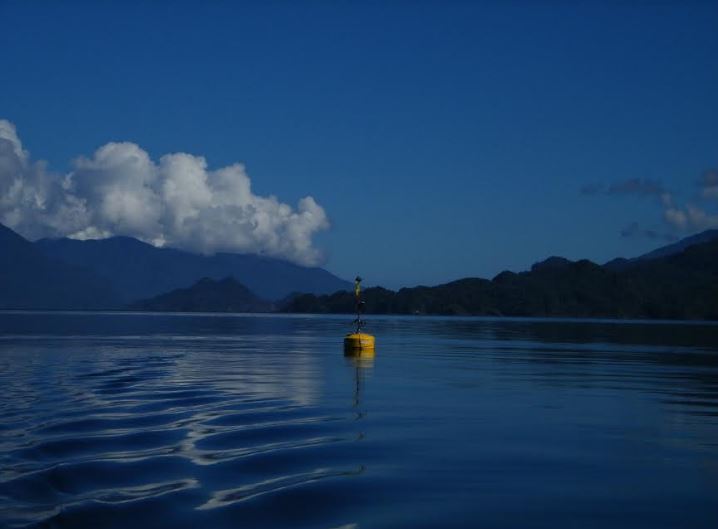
[353,276,365,334]
[344,276,375,354]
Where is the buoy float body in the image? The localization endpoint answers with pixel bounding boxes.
[344,332,375,355]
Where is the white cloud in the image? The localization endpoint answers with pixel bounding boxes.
[700,169,718,199]
[661,170,718,232]
[584,172,718,236]
[663,207,688,230]
[662,199,718,233]
[686,204,718,230]
[0,119,329,266]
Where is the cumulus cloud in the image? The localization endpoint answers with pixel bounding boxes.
[663,207,688,230]
[581,173,718,237]
[581,178,674,210]
[699,169,718,199]
[620,221,674,241]
[662,172,718,232]
[0,119,329,266]
[580,178,668,199]
[606,178,667,197]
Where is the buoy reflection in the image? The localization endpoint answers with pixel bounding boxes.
[345,350,373,412]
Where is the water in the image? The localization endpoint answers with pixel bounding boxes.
[1,312,717,529]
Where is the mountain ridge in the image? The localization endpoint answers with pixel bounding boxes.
[34,234,351,302]
[2,223,717,318]
[604,229,718,269]
[282,235,718,320]
[0,224,120,309]
[637,229,718,261]
[129,277,272,313]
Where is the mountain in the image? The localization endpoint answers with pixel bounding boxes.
[4,221,717,318]
[282,237,718,320]
[604,229,718,271]
[129,277,272,312]
[35,236,351,303]
[0,224,119,309]
[636,229,718,261]
[530,256,572,272]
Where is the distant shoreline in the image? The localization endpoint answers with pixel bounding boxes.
[3,223,717,321]
[1,309,716,324]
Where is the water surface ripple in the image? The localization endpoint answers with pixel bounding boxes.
[1,313,717,528]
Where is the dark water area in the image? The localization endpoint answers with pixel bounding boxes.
[1,312,717,529]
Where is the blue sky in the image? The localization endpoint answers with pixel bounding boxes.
[1,1,717,288]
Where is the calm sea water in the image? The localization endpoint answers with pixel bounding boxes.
[1,312,717,529]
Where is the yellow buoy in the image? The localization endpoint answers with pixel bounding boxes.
[344,332,376,355]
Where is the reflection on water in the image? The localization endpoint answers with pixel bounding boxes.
[345,352,374,432]
[0,312,717,529]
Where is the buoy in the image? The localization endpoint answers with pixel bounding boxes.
[344,332,375,354]
[344,276,375,354]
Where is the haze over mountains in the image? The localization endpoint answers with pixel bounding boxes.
[0,223,117,310]
[0,223,350,309]
[35,235,350,303]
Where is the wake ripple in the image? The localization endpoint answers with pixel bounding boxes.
[0,342,370,529]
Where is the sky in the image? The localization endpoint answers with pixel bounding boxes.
[1,0,717,288]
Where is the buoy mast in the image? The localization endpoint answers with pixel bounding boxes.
[353,276,366,334]
[343,276,375,353]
